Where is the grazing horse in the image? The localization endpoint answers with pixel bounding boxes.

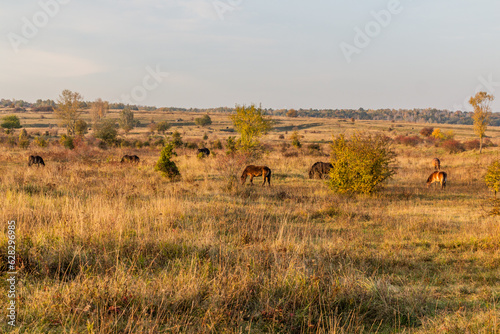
[28,155,45,167]
[241,165,271,186]
[309,162,333,179]
[197,148,210,157]
[427,171,447,189]
[121,155,140,163]
[432,158,441,170]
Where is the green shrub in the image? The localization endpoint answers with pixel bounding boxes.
[60,134,75,150]
[134,140,143,149]
[75,119,88,135]
[291,131,301,148]
[34,136,47,147]
[195,115,212,127]
[94,120,118,145]
[156,121,170,134]
[328,133,396,194]
[485,160,500,196]
[18,138,30,149]
[1,115,22,129]
[211,139,223,150]
[155,142,180,180]
[171,130,183,148]
[226,136,237,155]
[18,129,30,149]
[185,142,198,150]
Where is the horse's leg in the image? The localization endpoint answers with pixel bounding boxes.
[250,175,254,185]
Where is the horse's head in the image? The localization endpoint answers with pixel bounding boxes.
[240,174,247,184]
[426,172,436,187]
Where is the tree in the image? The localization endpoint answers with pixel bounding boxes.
[230,104,272,152]
[119,108,136,134]
[156,121,171,134]
[1,115,22,129]
[286,109,298,118]
[485,160,500,197]
[155,142,180,180]
[469,91,494,153]
[90,98,109,127]
[94,119,117,145]
[75,120,88,135]
[328,133,396,194]
[55,90,83,135]
[195,114,212,126]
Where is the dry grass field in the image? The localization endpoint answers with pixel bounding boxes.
[1,110,500,333]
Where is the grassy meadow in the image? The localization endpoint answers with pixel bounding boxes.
[1,110,500,333]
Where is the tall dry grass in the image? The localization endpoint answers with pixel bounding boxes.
[0,128,499,333]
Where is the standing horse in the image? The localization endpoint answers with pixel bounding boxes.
[241,165,271,186]
[427,171,447,189]
[432,158,441,170]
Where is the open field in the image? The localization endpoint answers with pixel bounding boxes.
[1,111,500,333]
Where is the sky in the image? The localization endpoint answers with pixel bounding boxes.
[1,0,499,111]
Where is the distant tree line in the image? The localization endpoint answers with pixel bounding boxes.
[2,98,500,126]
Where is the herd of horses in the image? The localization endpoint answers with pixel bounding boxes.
[240,159,447,189]
[26,153,448,189]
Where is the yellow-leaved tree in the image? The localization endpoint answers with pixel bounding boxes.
[230,104,273,153]
[469,91,494,154]
[55,90,84,135]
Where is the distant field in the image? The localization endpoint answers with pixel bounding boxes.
[1,109,499,333]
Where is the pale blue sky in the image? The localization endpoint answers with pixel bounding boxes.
[1,0,499,111]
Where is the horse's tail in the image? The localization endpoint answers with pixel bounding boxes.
[266,168,271,185]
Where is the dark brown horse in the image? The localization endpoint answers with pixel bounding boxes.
[432,158,441,170]
[309,162,333,179]
[241,165,271,186]
[427,171,447,189]
[197,148,210,157]
[121,155,140,163]
[28,155,45,167]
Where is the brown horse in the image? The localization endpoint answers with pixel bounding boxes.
[427,171,447,189]
[121,155,140,163]
[241,165,271,186]
[28,155,45,167]
[309,162,333,179]
[432,158,441,170]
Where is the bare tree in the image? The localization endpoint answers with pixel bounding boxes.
[90,98,109,128]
